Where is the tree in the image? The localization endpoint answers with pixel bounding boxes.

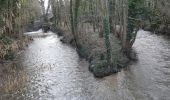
[103,17,112,65]
[0,0,42,36]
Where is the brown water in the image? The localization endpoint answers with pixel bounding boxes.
[0,30,170,100]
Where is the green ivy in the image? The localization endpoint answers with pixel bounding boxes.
[103,17,112,65]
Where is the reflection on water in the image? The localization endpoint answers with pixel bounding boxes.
[124,30,170,100]
[0,30,170,100]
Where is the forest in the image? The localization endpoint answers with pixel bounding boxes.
[0,0,170,100]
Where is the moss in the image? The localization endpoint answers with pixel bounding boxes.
[117,55,130,68]
[0,35,13,45]
[89,60,118,78]
[77,45,89,59]
[4,50,15,60]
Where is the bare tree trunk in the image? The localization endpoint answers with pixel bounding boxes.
[70,0,78,48]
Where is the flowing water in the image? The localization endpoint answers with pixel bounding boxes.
[0,30,170,100]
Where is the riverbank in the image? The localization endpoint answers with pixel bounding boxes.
[0,34,31,95]
[0,61,28,95]
[57,27,130,78]
[0,35,32,61]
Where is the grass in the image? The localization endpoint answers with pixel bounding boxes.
[0,62,28,94]
[0,35,31,60]
[0,34,31,96]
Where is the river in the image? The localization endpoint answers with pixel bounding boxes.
[0,30,170,100]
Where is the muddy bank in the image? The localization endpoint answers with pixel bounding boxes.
[58,27,130,78]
